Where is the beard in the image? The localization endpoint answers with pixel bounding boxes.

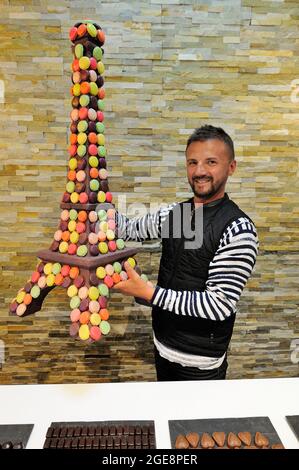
[189,177,224,200]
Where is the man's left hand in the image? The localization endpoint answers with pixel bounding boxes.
[112,261,155,303]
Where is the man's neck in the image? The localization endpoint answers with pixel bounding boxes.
[193,191,226,208]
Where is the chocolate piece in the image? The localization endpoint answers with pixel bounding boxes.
[53,427,60,438]
[149,435,156,448]
[102,425,109,436]
[129,425,135,435]
[114,436,120,448]
[67,427,75,437]
[201,432,215,449]
[79,437,85,448]
[142,435,149,447]
[107,436,113,447]
[120,435,127,448]
[238,431,252,446]
[117,425,123,435]
[110,425,116,436]
[50,438,58,449]
[272,443,284,449]
[227,432,242,448]
[100,436,107,448]
[255,432,269,448]
[57,438,64,449]
[123,425,129,435]
[142,425,149,435]
[88,426,95,436]
[71,437,78,449]
[175,434,189,449]
[64,438,72,449]
[60,427,67,438]
[86,437,92,448]
[212,431,226,447]
[43,438,51,449]
[128,435,134,447]
[186,432,199,448]
[93,437,100,448]
[46,427,54,438]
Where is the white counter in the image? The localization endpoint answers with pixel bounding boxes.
[0,377,298,449]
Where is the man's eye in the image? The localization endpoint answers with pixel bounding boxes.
[208,161,216,164]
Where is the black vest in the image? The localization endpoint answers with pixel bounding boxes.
[152,193,253,357]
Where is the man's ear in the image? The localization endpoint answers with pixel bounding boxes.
[228,159,237,176]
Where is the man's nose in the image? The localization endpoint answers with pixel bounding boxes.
[193,162,208,176]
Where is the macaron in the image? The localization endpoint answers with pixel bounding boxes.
[106,192,113,203]
[77,245,88,257]
[69,322,80,338]
[116,239,125,250]
[89,156,99,168]
[89,300,100,314]
[46,274,55,286]
[79,311,90,324]
[112,273,121,284]
[106,229,115,241]
[68,243,77,255]
[93,46,103,60]
[113,262,122,274]
[88,232,99,245]
[96,266,106,279]
[97,191,106,203]
[90,326,101,341]
[37,276,47,289]
[104,275,114,289]
[61,265,71,277]
[78,286,89,299]
[69,266,79,279]
[31,271,40,283]
[98,283,109,297]
[79,193,88,203]
[69,158,77,171]
[120,271,128,281]
[52,263,62,275]
[44,263,53,275]
[79,56,90,70]
[55,273,64,285]
[100,320,110,335]
[90,179,100,191]
[98,241,108,254]
[87,22,97,37]
[88,108,97,121]
[79,324,90,341]
[70,308,81,322]
[99,308,109,321]
[67,285,78,298]
[70,296,80,310]
[98,296,108,309]
[77,120,88,132]
[105,264,114,276]
[16,304,27,317]
[30,285,40,299]
[78,211,87,222]
[127,257,136,268]
[108,240,116,252]
[89,286,99,300]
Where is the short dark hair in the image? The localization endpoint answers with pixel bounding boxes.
[186,125,235,161]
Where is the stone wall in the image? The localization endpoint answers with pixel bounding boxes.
[0,0,298,383]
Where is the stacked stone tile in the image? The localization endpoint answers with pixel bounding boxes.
[9,21,147,343]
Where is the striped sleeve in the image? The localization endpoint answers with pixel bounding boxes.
[116,203,177,242]
[151,217,259,321]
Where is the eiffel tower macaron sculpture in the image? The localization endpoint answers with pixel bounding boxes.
[9,21,148,343]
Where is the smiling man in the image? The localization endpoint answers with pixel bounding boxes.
[114,125,259,381]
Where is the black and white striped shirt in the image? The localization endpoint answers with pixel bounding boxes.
[117,203,259,322]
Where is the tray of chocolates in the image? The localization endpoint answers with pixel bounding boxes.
[169,417,284,449]
[43,421,156,449]
[286,416,299,441]
[0,424,34,449]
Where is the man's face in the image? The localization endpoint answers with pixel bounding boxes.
[186,139,236,201]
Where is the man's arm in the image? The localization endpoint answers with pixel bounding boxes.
[116,203,177,242]
[150,217,259,320]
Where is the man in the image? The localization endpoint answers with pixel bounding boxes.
[113,125,259,381]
